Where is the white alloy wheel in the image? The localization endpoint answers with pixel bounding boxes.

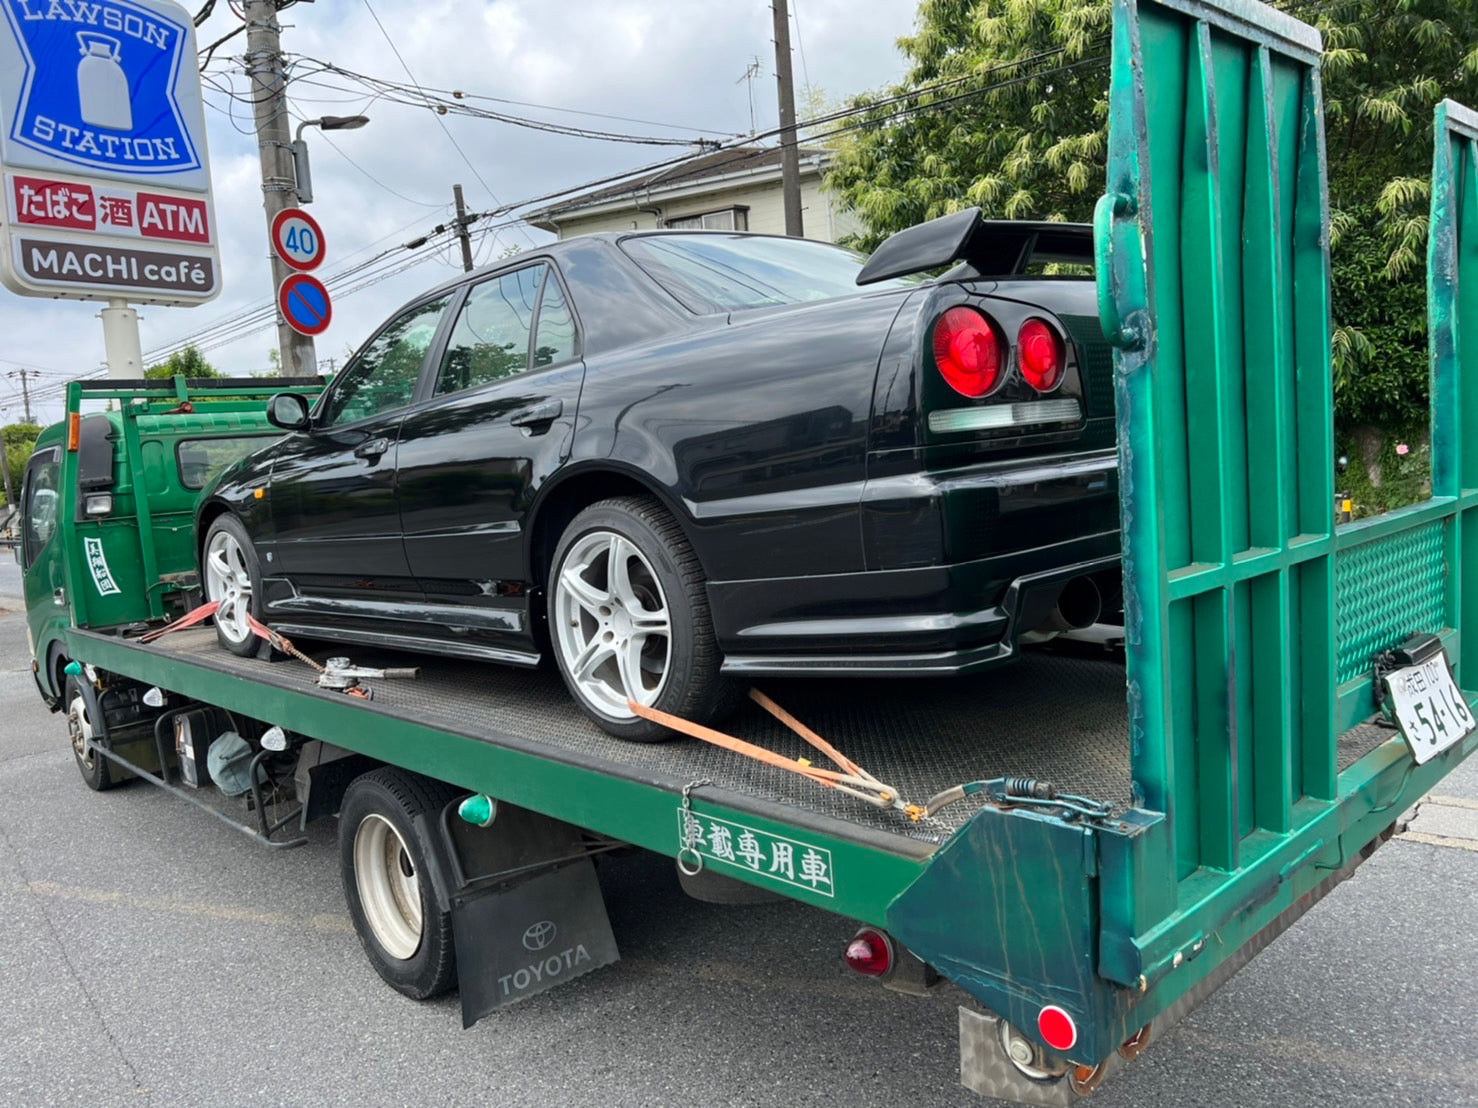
[553,529,673,719]
[353,812,423,960]
[204,528,254,646]
[68,695,96,771]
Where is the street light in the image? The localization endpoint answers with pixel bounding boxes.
[291,114,370,204]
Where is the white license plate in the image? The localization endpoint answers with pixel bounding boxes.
[1384,651,1476,764]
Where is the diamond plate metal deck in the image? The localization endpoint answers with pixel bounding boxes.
[148,629,1135,846]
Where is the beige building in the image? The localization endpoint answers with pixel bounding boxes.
[526,146,862,243]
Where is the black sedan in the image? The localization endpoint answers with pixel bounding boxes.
[197,209,1119,740]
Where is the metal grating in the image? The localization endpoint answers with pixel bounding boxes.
[155,630,1133,846]
[1334,522,1447,685]
[1336,720,1398,774]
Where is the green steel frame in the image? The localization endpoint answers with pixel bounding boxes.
[53,0,1478,1075]
[56,376,323,630]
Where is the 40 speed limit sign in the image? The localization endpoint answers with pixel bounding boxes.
[271,208,326,272]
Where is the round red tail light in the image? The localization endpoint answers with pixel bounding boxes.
[1018,319,1064,392]
[843,928,893,978]
[1037,1005,1078,1052]
[932,307,1001,397]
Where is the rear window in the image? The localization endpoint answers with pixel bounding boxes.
[620,233,918,314]
[176,435,277,490]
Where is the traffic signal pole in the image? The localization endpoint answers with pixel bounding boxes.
[244,0,316,375]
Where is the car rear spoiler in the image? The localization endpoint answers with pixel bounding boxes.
[855,207,1093,285]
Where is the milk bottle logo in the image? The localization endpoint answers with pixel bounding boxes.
[0,0,203,177]
[76,32,132,133]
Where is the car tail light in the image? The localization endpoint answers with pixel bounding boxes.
[843,928,894,977]
[1017,319,1063,392]
[1037,1005,1078,1052]
[932,307,1001,397]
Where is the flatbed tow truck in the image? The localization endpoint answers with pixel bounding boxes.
[16,1,1478,1100]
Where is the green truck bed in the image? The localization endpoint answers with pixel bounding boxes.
[30,0,1478,1101]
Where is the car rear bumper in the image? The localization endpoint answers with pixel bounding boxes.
[708,535,1120,677]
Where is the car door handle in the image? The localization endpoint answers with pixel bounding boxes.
[509,399,563,433]
[354,437,391,461]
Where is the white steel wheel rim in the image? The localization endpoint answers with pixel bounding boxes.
[68,696,96,770]
[353,813,423,960]
[204,530,253,645]
[553,530,672,720]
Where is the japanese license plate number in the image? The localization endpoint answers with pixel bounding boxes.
[1384,652,1476,764]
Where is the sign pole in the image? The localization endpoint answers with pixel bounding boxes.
[244,0,317,376]
[100,299,144,379]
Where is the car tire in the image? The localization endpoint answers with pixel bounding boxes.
[549,496,735,742]
[202,515,263,658]
[65,675,115,792]
[340,768,460,1000]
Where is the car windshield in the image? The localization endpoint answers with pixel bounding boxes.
[620,233,919,314]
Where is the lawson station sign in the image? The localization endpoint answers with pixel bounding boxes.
[0,0,219,304]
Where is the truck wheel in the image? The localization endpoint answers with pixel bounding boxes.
[203,515,263,657]
[65,675,115,792]
[549,496,733,742]
[340,768,459,1000]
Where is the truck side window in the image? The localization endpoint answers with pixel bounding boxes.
[21,449,60,569]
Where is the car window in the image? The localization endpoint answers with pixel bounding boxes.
[534,274,576,368]
[435,265,545,396]
[21,449,60,569]
[176,435,278,490]
[319,296,451,427]
[620,233,920,314]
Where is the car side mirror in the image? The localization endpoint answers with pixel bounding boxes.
[267,392,311,431]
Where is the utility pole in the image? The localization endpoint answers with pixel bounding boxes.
[7,369,37,424]
[453,184,476,272]
[770,0,804,237]
[244,0,316,375]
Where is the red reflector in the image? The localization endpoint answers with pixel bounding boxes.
[932,307,1001,397]
[1018,319,1063,392]
[843,928,893,977]
[1038,1005,1078,1052]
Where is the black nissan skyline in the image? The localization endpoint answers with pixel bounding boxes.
[197,208,1120,740]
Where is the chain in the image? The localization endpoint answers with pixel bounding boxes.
[676,778,712,877]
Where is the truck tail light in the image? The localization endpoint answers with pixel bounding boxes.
[1017,319,1064,392]
[1037,1005,1078,1052]
[843,927,894,977]
[931,307,1002,397]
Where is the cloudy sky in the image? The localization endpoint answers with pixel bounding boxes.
[0,0,920,425]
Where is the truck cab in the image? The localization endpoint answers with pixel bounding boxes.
[20,376,323,709]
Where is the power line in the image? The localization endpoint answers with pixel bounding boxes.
[147,45,1119,366]
[359,0,536,246]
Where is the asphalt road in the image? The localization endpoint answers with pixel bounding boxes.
[2,554,1476,1108]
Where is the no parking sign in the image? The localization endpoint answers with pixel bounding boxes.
[278,271,331,336]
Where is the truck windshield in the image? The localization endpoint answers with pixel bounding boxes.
[620,234,919,314]
[176,435,278,490]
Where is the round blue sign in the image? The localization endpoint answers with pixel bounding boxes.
[278,272,331,336]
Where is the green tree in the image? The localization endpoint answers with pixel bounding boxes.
[144,344,220,380]
[2,422,42,507]
[827,0,1478,431]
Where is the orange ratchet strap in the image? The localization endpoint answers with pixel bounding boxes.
[628,689,911,813]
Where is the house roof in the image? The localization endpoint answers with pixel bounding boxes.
[527,145,830,225]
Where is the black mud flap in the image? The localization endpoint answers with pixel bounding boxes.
[436,802,619,1029]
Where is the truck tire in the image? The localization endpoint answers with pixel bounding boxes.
[65,675,116,792]
[339,768,460,1000]
[549,496,736,742]
[202,515,263,658]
